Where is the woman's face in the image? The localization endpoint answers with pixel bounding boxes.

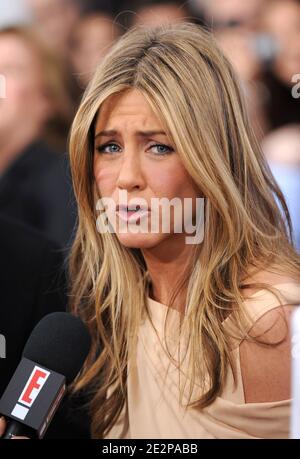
[70,15,120,87]
[0,34,51,140]
[93,89,201,250]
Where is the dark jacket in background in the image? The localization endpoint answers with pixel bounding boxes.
[0,214,90,438]
[263,70,300,130]
[0,141,77,248]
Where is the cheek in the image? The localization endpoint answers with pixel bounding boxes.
[148,162,195,199]
[93,157,118,196]
[5,80,23,104]
[6,77,36,106]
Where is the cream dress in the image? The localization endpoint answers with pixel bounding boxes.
[105,282,300,439]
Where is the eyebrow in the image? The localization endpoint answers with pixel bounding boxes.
[94,129,167,139]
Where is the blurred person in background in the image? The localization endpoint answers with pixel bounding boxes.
[25,0,81,58]
[189,1,273,142]
[259,0,300,129]
[120,0,195,28]
[260,0,300,48]
[69,11,122,91]
[197,0,300,135]
[215,27,269,142]
[133,0,193,27]
[262,125,300,252]
[81,0,122,15]
[194,0,267,30]
[0,27,76,247]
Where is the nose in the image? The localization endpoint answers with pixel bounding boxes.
[116,150,146,192]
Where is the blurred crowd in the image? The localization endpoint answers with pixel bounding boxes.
[0,0,299,251]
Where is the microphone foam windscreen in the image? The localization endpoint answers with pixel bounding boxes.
[22,312,91,384]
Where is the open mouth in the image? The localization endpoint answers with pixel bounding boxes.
[116,204,149,222]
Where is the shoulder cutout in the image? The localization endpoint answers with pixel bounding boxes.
[240,304,297,403]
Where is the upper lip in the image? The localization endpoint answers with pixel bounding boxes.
[116,203,149,212]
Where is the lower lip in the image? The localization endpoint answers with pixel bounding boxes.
[117,209,149,223]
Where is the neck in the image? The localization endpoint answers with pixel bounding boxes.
[142,234,196,313]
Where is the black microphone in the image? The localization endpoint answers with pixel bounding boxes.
[0,312,91,439]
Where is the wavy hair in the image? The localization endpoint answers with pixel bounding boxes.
[68,22,300,438]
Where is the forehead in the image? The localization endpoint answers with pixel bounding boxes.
[96,89,163,128]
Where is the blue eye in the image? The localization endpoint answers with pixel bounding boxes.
[95,143,174,156]
[150,144,174,155]
[96,143,121,154]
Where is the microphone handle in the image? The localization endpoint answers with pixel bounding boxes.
[3,420,35,439]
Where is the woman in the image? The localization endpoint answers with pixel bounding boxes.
[0,27,76,246]
[68,23,300,439]
[69,11,122,90]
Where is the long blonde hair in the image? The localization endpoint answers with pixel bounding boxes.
[68,22,300,438]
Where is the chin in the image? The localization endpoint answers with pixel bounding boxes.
[116,232,166,249]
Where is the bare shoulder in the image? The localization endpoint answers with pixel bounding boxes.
[237,265,300,403]
[239,304,298,403]
[240,265,299,298]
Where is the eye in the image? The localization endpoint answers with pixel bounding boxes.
[95,142,174,156]
[95,143,121,155]
[149,144,174,156]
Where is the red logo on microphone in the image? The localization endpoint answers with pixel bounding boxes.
[11,366,50,420]
[19,367,50,407]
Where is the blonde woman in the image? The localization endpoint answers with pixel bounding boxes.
[67,23,300,439]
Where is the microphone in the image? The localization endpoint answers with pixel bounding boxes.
[0,312,91,439]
